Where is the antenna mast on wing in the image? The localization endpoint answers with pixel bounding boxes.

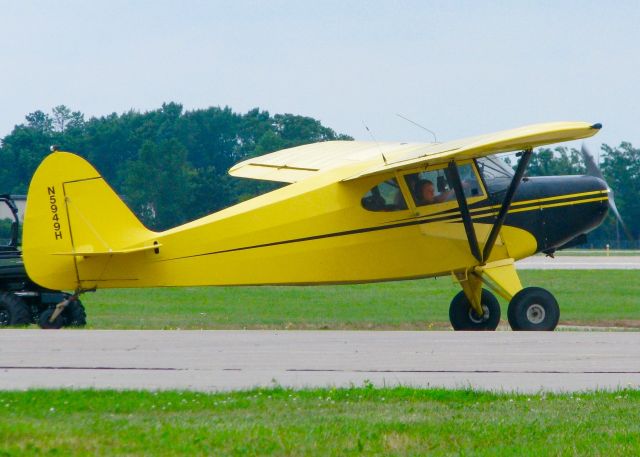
[396,113,438,143]
[363,121,387,164]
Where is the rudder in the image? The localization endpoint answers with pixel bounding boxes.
[23,151,155,290]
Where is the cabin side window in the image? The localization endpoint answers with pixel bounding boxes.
[476,156,514,194]
[361,178,408,212]
[405,163,484,207]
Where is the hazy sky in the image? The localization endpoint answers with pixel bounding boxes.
[1,1,638,150]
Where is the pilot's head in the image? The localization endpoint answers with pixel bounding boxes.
[418,179,435,203]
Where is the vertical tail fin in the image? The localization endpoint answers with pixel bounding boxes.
[23,151,156,290]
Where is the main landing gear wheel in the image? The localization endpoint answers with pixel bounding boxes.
[449,289,501,331]
[507,287,560,331]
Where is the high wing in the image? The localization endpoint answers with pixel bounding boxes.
[345,121,602,181]
[228,140,417,183]
[228,121,602,183]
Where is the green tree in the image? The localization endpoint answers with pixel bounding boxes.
[526,146,585,176]
[24,110,53,133]
[0,111,55,193]
[121,139,193,230]
[600,142,640,244]
[52,105,73,132]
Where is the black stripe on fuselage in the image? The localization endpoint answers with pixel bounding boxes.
[388,191,607,224]
[161,193,607,261]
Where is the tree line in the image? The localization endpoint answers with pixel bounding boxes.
[0,104,637,246]
[0,103,351,230]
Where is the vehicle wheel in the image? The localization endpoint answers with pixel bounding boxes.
[63,299,87,327]
[449,289,501,331]
[38,308,64,329]
[507,287,560,331]
[0,292,31,326]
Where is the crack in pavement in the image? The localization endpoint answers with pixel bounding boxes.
[1,366,640,375]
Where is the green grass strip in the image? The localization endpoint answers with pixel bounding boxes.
[78,270,640,329]
[1,387,639,456]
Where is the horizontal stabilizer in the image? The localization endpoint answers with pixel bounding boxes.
[52,243,162,257]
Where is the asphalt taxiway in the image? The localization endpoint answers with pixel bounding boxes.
[1,330,639,393]
[517,255,640,269]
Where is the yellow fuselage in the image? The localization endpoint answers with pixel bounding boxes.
[24,153,540,291]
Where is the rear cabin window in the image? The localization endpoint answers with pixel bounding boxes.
[361,178,408,212]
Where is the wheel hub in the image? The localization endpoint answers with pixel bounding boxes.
[0,309,8,326]
[526,303,546,324]
[468,305,489,323]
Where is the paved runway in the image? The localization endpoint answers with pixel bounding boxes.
[517,255,640,269]
[1,330,639,393]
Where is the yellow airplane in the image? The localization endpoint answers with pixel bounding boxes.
[22,121,609,331]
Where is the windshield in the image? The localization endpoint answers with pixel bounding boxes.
[476,156,514,193]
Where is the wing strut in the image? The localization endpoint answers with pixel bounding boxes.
[447,161,482,262]
[447,149,532,265]
[481,149,532,262]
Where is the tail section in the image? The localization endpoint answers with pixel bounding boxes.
[23,151,157,290]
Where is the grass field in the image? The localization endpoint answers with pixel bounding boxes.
[1,387,639,456]
[78,270,640,330]
[555,249,640,256]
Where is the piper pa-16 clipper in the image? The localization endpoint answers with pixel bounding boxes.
[23,121,611,330]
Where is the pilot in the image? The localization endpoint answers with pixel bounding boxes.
[414,179,453,205]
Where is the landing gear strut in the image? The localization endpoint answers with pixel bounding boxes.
[37,289,92,329]
[37,299,87,329]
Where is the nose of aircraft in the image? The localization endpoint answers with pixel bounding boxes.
[510,175,609,253]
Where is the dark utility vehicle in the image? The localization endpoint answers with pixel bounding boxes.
[0,194,86,328]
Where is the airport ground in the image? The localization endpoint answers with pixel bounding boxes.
[2,262,639,456]
[78,269,640,330]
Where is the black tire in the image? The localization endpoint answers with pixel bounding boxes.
[38,308,64,329]
[63,299,87,327]
[507,287,560,331]
[0,292,31,326]
[449,289,501,331]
